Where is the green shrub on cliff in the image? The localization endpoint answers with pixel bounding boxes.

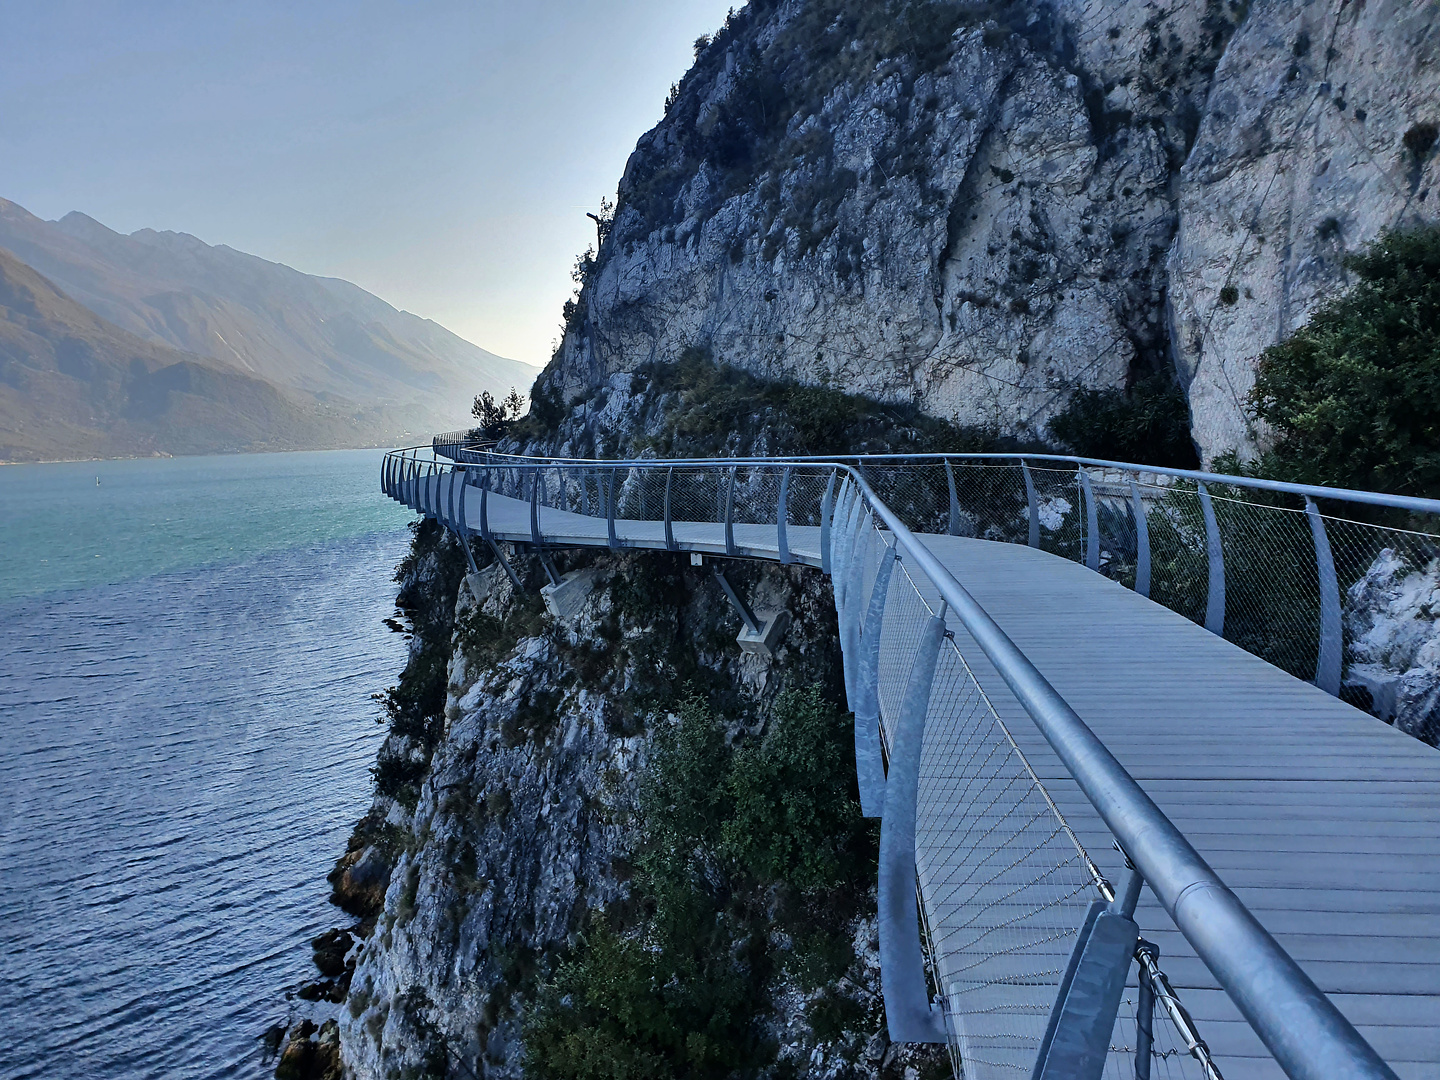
[1046,372,1198,468]
[724,688,869,893]
[1248,225,1440,498]
[524,688,877,1078]
[626,347,1020,458]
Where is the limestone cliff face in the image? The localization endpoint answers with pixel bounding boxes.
[1169,0,1440,457]
[539,0,1438,462]
[335,538,937,1079]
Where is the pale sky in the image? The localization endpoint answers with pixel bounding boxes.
[0,0,737,366]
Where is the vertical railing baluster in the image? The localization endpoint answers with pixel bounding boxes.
[820,471,837,575]
[1022,460,1039,548]
[1080,468,1099,572]
[854,541,895,819]
[606,469,618,550]
[664,467,676,552]
[878,603,948,1043]
[456,471,478,574]
[1198,481,1225,636]
[841,508,872,742]
[1307,497,1342,696]
[777,467,792,565]
[946,459,961,536]
[724,466,738,557]
[1129,480,1151,599]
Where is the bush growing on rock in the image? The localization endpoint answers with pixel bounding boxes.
[524,688,884,1078]
[1249,225,1440,499]
[1046,372,1198,467]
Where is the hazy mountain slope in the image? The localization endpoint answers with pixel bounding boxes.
[0,198,535,430]
[0,248,418,462]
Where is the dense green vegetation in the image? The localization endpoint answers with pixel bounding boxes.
[524,688,887,1079]
[1248,225,1440,499]
[517,346,1040,461]
[1046,372,1199,468]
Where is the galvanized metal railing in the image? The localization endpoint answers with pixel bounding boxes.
[449,447,1440,744]
[378,444,1428,1080]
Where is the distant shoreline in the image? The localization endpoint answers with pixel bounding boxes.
[0,441,418,466]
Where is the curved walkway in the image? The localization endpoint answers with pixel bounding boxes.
[403,468,1440,1080]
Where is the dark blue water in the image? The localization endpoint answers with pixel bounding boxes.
[0,450,415,1079]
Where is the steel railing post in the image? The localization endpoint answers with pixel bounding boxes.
[1080,467,1100,572]
[946,459,961,536]
[1022,459,1040,548]
[854,543,895,818]
[1198,482,1225,636]
[456,471,478,575]
[842,510,873,733]
[606,469,618,550]
[777,466,792,565]
[1306,497,1342,696]
[663,466,676,552]
[1129,480,1151,598]
[820,470,837,575]
[724,466,738,557]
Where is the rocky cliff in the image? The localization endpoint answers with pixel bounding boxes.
[312,520,948,1080]
[536,0,1439,463]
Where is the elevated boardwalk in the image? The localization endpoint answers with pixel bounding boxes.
[413,470,1440,1079]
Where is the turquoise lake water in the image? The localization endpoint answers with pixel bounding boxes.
[0,449,417,1079]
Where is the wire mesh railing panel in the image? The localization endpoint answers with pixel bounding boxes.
[1026,465,1086,564]
[1134,481,1211,628]
[1325,514,1440,744]
[916,635,1097,1076]
[949,464,1033,545]
[1210,492,1323,681]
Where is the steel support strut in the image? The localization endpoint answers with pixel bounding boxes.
[1306,497,1342,696]
[878,605,947,1042]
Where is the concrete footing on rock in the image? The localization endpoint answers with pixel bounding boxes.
[737,609,791,659]
[542,567,599,624]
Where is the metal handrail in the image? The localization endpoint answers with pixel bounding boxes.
[460,446,1440,516]
[385,446,1401,1080]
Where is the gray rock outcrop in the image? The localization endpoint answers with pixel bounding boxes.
[540,0,1438,462]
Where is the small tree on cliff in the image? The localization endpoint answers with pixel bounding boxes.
[471,387,525,440]
[1249,225,1440,498]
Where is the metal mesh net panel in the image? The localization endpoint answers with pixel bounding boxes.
[849,517,1210,1080]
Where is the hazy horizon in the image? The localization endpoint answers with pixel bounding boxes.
[0,0,737,366]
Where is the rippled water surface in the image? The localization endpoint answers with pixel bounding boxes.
[0,450,415,1079]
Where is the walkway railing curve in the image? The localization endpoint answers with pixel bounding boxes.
[466,447,1440,739]
[378,443,1432,1080]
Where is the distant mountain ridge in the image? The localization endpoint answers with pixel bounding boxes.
[0,247,419,461]
[0,197,535,455]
